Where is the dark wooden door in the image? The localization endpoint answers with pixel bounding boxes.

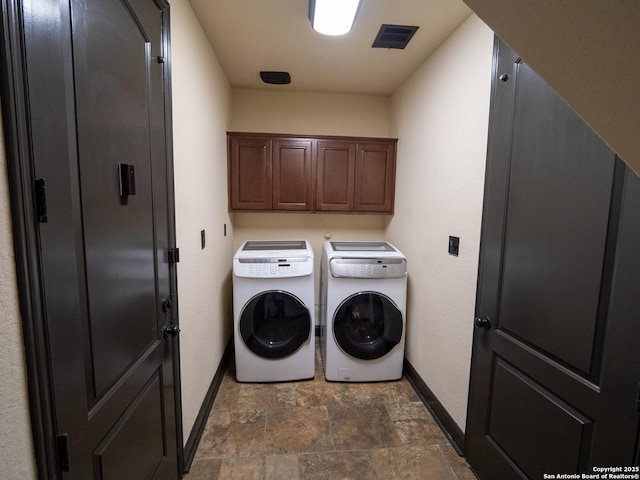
[354,142,396,214]
[272,138,314,211]
[466,38,640,479]
[316,139,355,212]
[228,136,272,210]
[19,0,181,478]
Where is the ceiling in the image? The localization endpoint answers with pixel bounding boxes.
[187,0,472,96]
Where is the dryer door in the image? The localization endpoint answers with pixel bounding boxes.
[240,290,311,359]
[333,292,403,360]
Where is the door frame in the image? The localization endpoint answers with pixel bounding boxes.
[0,0,183,477]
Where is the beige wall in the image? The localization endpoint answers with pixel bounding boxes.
[0,112,37,477]
[387,14,494,431]
[171,0,233,443]
[464,0,640,174]
[230,89,391,138]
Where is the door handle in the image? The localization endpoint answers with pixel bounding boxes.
[474,316,491,329]
[164,322,180,338]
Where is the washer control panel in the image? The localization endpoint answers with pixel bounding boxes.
[234,257,313,278]
[329,258,407,279]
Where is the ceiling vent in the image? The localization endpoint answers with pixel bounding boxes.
[260,71,291,85]
[372,24,419,49]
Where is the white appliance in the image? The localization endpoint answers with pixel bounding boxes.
[320,240,407,382]
[233,240,315,382]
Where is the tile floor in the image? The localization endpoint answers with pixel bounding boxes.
[187,343,478,480]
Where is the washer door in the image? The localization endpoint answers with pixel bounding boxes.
[240,290,311,359]
[333,292,403,360]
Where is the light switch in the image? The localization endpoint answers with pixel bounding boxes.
[448,236,459,256]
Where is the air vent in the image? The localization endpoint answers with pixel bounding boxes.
[260,71,291,85]
[372,24,419,49]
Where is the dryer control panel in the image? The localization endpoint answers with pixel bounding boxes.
[329,258,407,279]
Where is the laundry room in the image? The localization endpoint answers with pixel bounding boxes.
[164,0,489,470]
[2,0,639,479]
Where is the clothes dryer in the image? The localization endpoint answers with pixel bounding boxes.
[320,241,407,382]
[233,240,315,382]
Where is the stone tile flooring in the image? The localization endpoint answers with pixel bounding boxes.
[187,346,478,480]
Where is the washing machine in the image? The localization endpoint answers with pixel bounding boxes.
[320,240,407,382]
[233,240,315,382]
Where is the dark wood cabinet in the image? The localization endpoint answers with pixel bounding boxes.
[228,132,396,214]
[228,136,272,210]
[228,135,313,211]
[315,140,356,212]
[272,138,314,211]
[354,142,396,213]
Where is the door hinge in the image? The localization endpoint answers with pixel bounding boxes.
[168,248,180,264]
[57,433,70,472]
[35,178,48,223]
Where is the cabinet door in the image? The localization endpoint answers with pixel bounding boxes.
[316,140,355,211]
[273,138,314,211]
[229,136,272,210]
[355,142,396,213]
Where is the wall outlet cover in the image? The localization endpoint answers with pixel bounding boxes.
[448,236,459,256]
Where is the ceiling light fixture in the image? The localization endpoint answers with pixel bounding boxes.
[309,0,361,36]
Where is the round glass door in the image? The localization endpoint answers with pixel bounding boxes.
[239,290,311,359]
[333,292,403,360]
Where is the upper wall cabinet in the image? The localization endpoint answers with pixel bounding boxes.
[229,136,272,210]
[315,140,397,213]
[355,142,396,213]
[228,135,313,211]
[315,140,356,212]
[273,138,314,211]
[228,132,397,214]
